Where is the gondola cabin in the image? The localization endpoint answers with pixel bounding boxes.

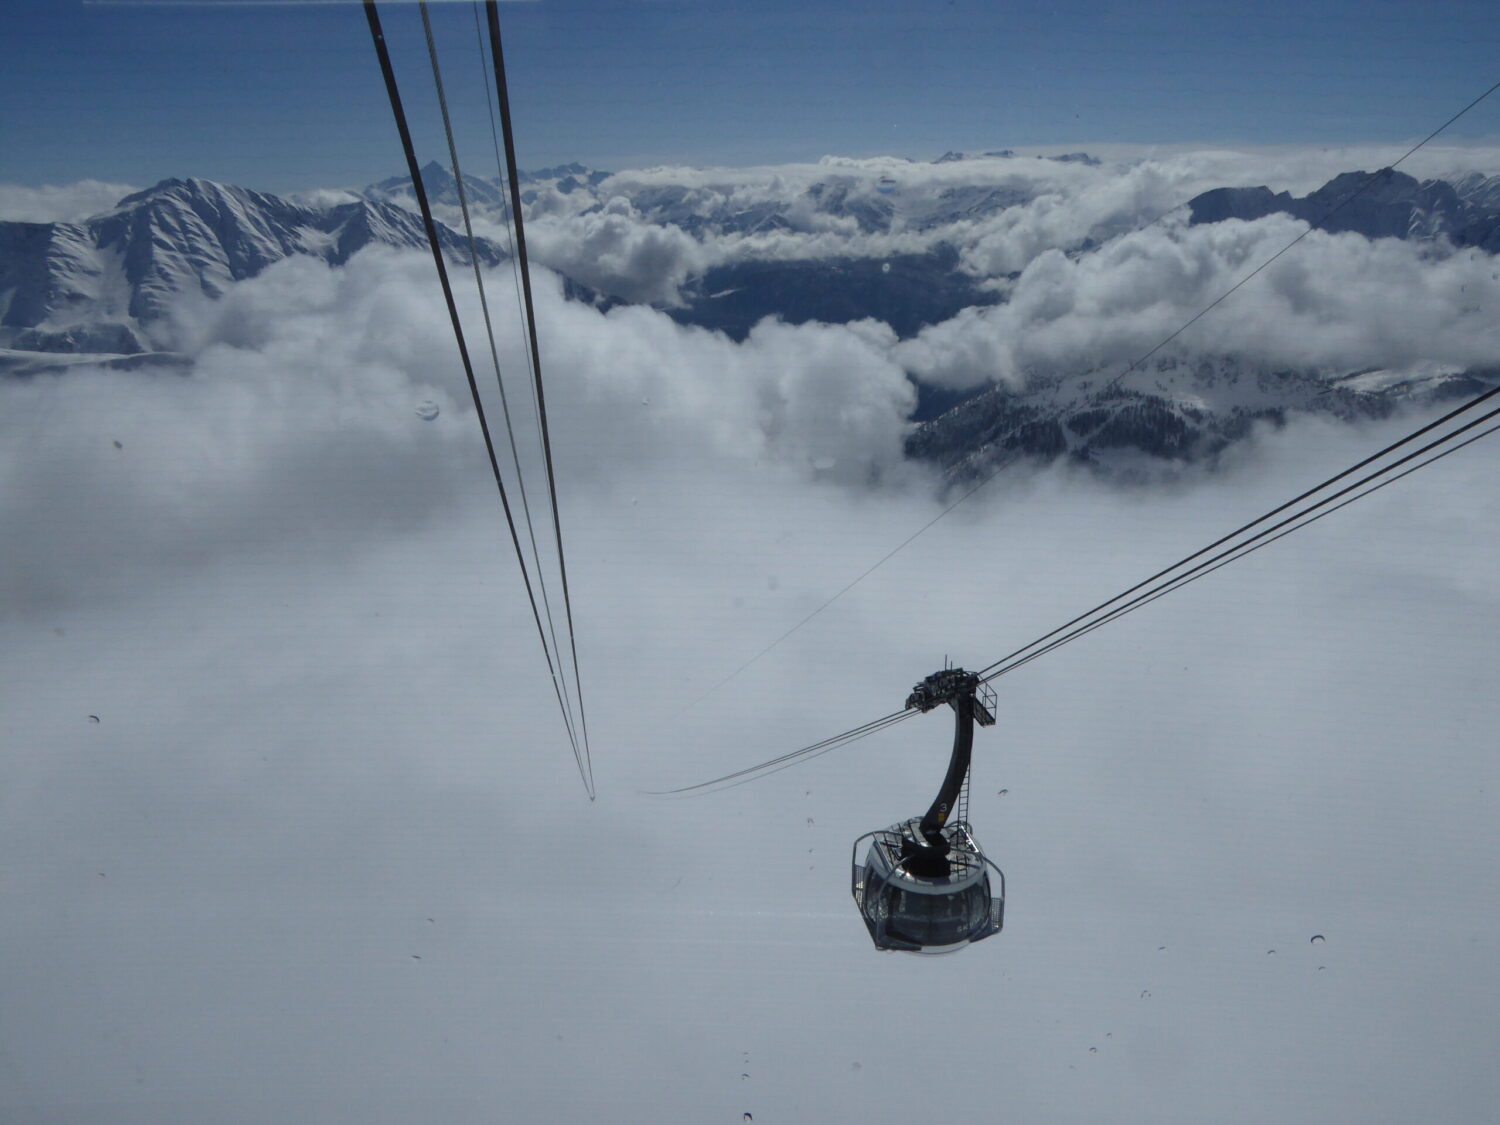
[849,667,1006,953]
[851,817,1004,953]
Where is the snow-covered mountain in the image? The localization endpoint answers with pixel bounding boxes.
[364,159,612,217]
[0,177,506,359]
[1189,169,1500,251]
[908,356,1499,481]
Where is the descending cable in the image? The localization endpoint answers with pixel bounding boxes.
[363,0,589,794]
[1121,414,1500,613]
[418,2,583,770]
[649,709,917,796]
[470,1,549,457]
[680,75,1500,712]
[982,398,1500,683]
[484,0,595,798]
[977,380,1500,680]
[1000,418,1500,681]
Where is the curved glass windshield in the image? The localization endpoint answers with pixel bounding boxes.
[885,881,991,948]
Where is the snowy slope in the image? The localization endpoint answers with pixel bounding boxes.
[0,177,507,356]
[1188,169,1500,251]
[908,355,1498,480]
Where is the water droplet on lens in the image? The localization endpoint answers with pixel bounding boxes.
[415,401,440,421]
[806,818,814,826]
[88,715,100,723]
[112,440,123,449]
[1089,1047,1097,1053]
[1266,949,1276,955]
[1139,990,1150,999]
[1310,934,1325,944]
[1317,965,1326,971]
[740,1073,749,1080]
[997,789,1008,796]
[744,1114,753,1122]
[881,262,892,273]
[851,1061,862,1071]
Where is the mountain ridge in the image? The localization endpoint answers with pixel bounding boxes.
[0,176,507,357]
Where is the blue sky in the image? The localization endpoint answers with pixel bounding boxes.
[5,0,1500,193]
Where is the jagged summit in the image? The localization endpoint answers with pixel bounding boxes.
[934,150,1017,163]
[366,160,508,209]
[0,176,506,356]
[1188,168,1500,251]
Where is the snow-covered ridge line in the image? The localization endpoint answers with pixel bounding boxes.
[0,175,507,358]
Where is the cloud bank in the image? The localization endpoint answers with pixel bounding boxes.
[507,143,1500,306]
[899,214,1500,390]
[2,248,920,615]
[437,146,1500,401]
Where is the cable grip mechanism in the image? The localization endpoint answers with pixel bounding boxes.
[905,668,996,726]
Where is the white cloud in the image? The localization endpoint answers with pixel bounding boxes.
[524,196,711,306]
[1,248,921,614]
[287,187,365,210]
[0,179,139,223]
[897,213,1500,390]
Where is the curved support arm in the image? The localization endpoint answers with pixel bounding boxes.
[918,693,974,843]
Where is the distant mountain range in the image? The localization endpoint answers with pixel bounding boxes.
[0,175,506,364]
[363,160,613,217]
[3,158,1497,473]
[1188,168,1500,252]
[907,356,1497,482]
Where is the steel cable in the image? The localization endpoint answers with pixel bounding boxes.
[364,0,589,795]
[977,381,1500,680]
[483,0,595,798]
[650,709,917,796]
[982,402,1500,683]
[418,2,585,781]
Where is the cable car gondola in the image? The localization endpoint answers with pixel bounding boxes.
[850,668,1005,953]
